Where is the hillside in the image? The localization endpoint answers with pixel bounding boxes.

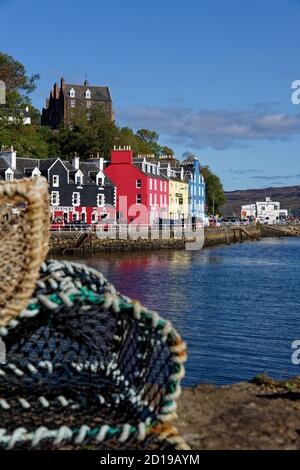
[223,185,300,218]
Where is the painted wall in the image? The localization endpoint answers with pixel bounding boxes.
[105,149,168,224]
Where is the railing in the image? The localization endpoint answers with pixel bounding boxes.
[50,223,204,240]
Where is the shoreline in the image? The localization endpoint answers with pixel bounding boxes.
[177,375,300,450]
[49,225,265,255]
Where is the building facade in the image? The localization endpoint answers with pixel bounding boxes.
[241,197,288,224]
[0,147,116,224]
[182,156,206,221]
[41,77,113,129]
[159,162,189,221]
[105,148,169,224]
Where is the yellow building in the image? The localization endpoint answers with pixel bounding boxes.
[168,176,189,221]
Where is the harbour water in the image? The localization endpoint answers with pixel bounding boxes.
[66,238,300,386]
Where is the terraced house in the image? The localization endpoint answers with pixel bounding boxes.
[159,159,189,222]
[105,148,169,224]
[181,155,206,221]
[0,147,116,224]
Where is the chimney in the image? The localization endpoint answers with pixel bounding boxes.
[111,147,133,165]
[86,153,104,171]
[54,82,59,99]
[72,153,80,170]
[0,146,17,170]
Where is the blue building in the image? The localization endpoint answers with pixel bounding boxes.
[182,155,206,221]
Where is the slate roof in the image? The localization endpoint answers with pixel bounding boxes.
[133,160,168,181]
[64,84,112,102]
[0,156,115,187]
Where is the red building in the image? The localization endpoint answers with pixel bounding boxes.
[105,148,169,224]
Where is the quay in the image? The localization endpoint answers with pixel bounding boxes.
[49,224,263,255]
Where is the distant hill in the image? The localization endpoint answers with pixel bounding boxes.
[223,185,300,218]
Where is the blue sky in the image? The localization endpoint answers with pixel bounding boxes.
[0,0,300,191]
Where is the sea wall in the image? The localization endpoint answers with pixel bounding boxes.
[49,232,188,254]
[49,225,262,254]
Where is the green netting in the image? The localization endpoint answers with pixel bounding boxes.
[0,260,188,450]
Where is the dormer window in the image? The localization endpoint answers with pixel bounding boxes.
[5,168,14,181]
[85,89,91,99]
[32,167,41,178]
[69,88,76,98]
[96,174,104,187]
[75,170,83,186]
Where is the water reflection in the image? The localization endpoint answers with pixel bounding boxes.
[63,238,300,386]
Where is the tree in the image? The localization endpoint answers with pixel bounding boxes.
[55,107,118,159]
[136,129,161,156]
[0,52,40,108]
[201,166,226,216]
[0,124,52,158]
[160,146,174,156]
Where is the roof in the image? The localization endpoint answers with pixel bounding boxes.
[133,161,168,181]
[64,84,112,102]
[0,155,115,187]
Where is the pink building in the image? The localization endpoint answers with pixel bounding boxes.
[105,148,169,224]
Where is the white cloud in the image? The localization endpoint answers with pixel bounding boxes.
[118,106,300,150]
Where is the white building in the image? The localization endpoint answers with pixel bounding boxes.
[241,197,288,225]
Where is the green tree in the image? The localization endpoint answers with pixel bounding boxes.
[160,146,174,156]
[201,165,226,216]
[56,107,118,159]
[136,129,161,156]
[0,52,40,108]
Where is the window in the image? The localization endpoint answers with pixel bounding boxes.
[51,191,59,206]
[149,178,152,190]
[53,175,59,187]
[5,172,13,181]
[72,192,80,206]
[71,99,76,108]
[97,194,105,207]
[85,89,91,99]
[154,194,157,206]
[164,181,167,192]
[70,88,76,98]
[32,168,41,177]
[160,181,162,192]
[154,179,157,191]
[97,175,104,186]
[164,195,167,206]
[136,194,142,204]
[149,193,152,206]
[86,101,91,109]
[136,179,142,188]
[75,171,83,186]
[160,195,163,206]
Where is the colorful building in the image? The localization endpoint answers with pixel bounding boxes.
[104,148,169,224]
[0,147,116,225]
[160,162,189,221]
[182,155,206,221]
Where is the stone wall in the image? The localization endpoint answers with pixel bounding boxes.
[49,225,262,255]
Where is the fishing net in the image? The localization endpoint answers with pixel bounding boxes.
[0,178,188,450]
